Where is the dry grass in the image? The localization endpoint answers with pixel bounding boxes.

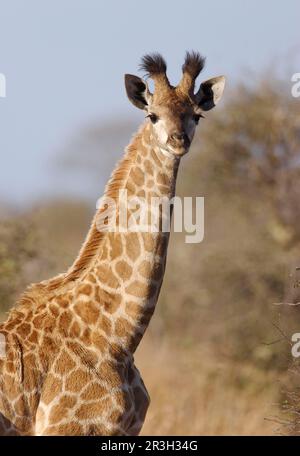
[137,333,284,436]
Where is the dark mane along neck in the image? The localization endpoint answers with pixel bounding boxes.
[26,124,148,296]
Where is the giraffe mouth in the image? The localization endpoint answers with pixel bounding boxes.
[167,142,190,157]
[167,137,191,156]
[158,143,189,159]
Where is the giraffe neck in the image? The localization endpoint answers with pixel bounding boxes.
[70,122,180,355]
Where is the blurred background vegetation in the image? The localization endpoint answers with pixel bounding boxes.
[1,76,300,435]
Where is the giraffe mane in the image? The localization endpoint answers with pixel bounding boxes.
[16,127,143,303]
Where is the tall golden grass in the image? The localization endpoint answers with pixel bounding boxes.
[137,333,285,435]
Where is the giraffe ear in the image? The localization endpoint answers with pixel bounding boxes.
[195,76,226,111]
[125,74,152,110]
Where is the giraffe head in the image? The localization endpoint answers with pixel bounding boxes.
[125,51,225,157]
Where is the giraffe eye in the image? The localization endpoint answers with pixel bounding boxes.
[146,113,158,124]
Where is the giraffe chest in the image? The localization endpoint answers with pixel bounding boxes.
[33,348,149,436]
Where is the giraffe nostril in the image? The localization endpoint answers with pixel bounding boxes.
[171,133,187,141]
[170,133,189,144]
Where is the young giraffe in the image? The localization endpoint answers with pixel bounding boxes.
[0,52,225,436]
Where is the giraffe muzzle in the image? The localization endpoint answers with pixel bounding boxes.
[168,133,191,153]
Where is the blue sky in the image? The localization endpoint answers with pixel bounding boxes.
[0,0,299,205]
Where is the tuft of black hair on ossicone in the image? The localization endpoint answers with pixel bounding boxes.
[139,53,167,78]
[182,51,206,80]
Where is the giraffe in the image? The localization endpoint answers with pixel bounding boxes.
[0,52,225,436]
